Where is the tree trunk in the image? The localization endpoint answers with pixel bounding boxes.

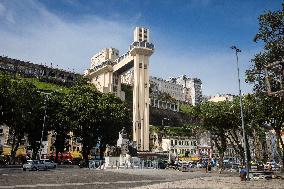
[82,142,90,164]
[99,144,106,160]
[219,152,224,174]
[276,129,284,172]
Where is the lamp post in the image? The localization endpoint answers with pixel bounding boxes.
[231,46,249,180]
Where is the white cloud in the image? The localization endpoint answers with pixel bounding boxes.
[0,0,134,72]
[0,0,256,96]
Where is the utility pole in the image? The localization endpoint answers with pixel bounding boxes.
[231,46,249,180]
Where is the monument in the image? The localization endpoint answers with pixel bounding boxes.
[85,27,154,151]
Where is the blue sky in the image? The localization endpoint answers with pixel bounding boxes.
[0,0,282,95]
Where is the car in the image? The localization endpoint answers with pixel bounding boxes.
[41,159,57,169]
[23,160,47,171]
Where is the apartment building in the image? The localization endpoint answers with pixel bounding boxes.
[208,94,235,102]
[175,75,203,106]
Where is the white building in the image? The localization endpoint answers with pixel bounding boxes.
[175,75,202,106]
[208,94,235,102]
[90,48,119,69]
[150,76,184,101]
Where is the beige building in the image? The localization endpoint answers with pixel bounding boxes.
[208,94,235,102]
[150,76,184,101]
[175,75,202,105]
[149,129,198,157]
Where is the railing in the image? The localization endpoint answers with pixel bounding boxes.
[130,41,154,50]
[88,41,154,73]
[114,51,131,64]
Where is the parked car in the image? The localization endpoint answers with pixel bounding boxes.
[41,159,57,169]
[23,160,47,171]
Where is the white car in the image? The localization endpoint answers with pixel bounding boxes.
[41,159,57,169]
[23,160,47,171]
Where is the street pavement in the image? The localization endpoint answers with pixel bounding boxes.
[0,167,283,189]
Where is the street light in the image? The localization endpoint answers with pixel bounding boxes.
[231,46,249,180]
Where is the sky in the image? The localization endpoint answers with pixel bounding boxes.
[0,0,282,96]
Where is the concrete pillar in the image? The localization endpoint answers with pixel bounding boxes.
[131,45,152,151]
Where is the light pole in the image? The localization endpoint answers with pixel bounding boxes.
[38,91,52,159]
[231,46,249,180]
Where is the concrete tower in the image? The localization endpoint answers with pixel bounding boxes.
[84,27,154,151]
[130,27,153,151]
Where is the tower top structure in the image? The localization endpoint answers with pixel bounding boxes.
[134,27,150,42]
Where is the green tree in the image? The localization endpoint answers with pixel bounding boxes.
[5,80,41,163]
[65,85,101,162]
[45,92,71,162]
[97,93,131,158]
[246,3,284,166]
[0,74,12,125]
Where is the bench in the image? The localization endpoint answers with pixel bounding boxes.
[249,171,274,180]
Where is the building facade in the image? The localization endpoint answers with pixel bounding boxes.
[149,76,184,101]
[208,94,235,102]
[174,75,202,106]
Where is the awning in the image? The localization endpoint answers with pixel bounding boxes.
[50,152,74,160]
[2,145,26,157]
[71,151,83,159]
[2,146,11,156]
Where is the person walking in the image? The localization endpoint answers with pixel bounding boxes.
[239,166,247,181]
[207,162,212,173]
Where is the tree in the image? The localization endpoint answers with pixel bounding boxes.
[0,73,12,125]
[65,85,101,162]
[5,79,41,163]
[44,92,71,162]
[97,93,131,158]
[246,3,284,166]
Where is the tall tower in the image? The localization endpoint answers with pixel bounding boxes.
[85,27,154,151]
[130,27,154,151]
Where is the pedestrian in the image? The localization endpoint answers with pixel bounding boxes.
[205,161,208,173]
[174,159,179,170]
[239,166,247,181]
[207,162,212,173]
[268,163,272,172]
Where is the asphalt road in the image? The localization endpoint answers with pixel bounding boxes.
[0,167,228,189]
[2,167,282,189]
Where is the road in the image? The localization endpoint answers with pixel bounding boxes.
[0,167,283,188]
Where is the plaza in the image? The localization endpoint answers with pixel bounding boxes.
[0,167,283,189]
[1,1,284,189]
